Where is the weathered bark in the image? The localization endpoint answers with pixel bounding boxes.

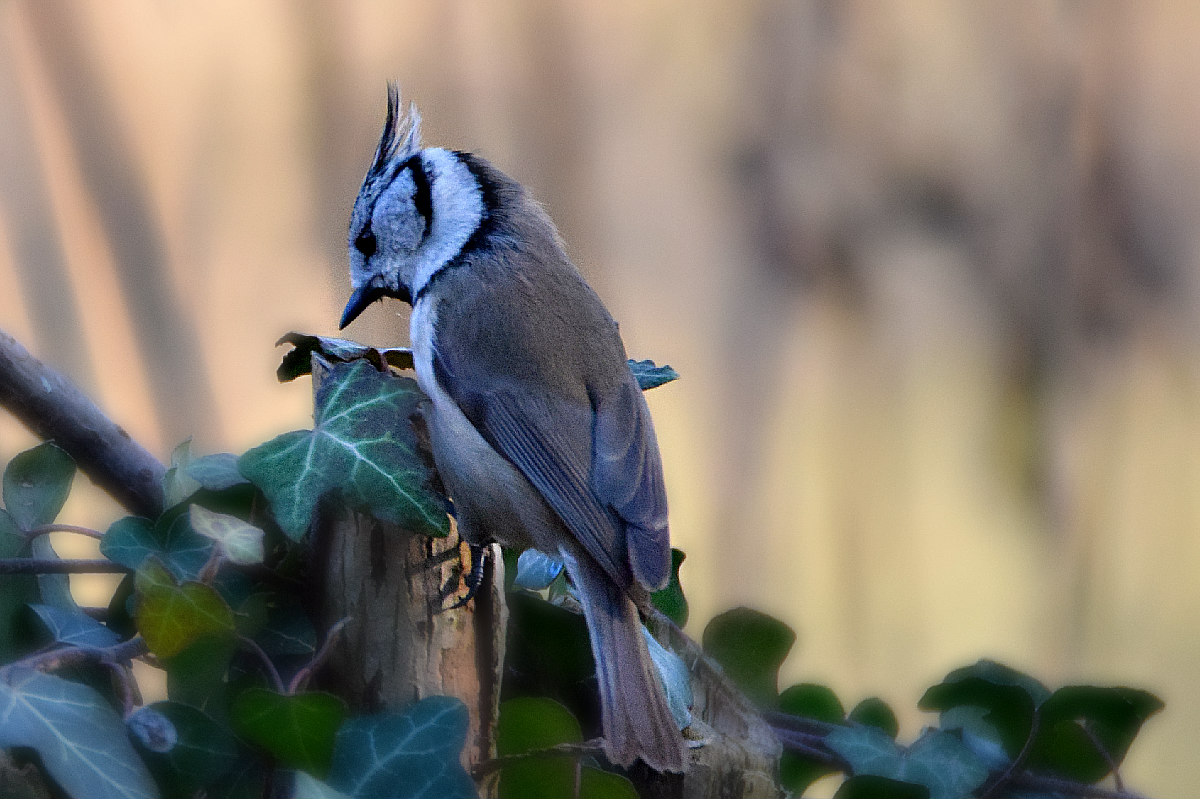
[307,358,506,787]
[0,328,165,517]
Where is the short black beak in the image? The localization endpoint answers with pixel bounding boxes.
[339,284,389,329]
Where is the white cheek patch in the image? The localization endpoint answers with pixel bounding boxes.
[409,148,485,298]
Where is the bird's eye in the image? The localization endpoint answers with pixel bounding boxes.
[354,227,377,257]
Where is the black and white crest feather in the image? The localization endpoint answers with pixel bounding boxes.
[369,83,422,179]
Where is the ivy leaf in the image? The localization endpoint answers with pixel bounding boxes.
[849,697,900,738]
[919,659,1048,757]
[232,689,346,777]
[188,505,264,566]
[2,442,75,531]
[275,332,415,382]
[101,515,214,582]
[0,509,40,661]
[239,360,449,540]
[826,726,988,799]
[134,558,236,659]
[1029,685,1163,782]
[701,607,796,706]
[495,697,634,799]
[779,683,844,722]
[0,667,158,799]
[29,604,121,648]
[163,439,203,509]
[328,696,475,799]
[628,359,680,391]
[133,701,240,798]
[513,549,564,590]
[186,453,250,492]
[3,444,76,608]
[833,775,929,799]
[776,683,845,796]
[650,548,688,626]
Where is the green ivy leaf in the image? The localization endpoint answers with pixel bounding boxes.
[628,359,680,390]
[833,774,929,799]
[186,453,250,492]
[919,659,1048,757]
[134,701,240,798]
[1028,685,1163,782]
[134,558,235,659]
[239,360,449,540]
[2,442,75,531]
[231,689,346,777]
[849,697,900,738]
[650,548,688,626]
[29,604,121,648]
[779,683,844,723]
[0,509,39,661]
[496,697,632,799]
[0,668,158,799]
[701,607,796,706]
[101,514,214,582]
[327,696,475,799]
[163,439,203,509]
[826,726,988,799]
[188,505,264,566]
[163,634,238,719]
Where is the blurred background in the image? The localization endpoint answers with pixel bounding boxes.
[1,1,1198,794]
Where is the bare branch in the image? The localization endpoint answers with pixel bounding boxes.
[0,328,164,517]
[0,558,129,574]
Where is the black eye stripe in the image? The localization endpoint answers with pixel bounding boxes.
[402,154,433,241]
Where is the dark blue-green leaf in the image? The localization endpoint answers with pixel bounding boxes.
[834,775,929,799]
[849,697,900,738]
[30,604,121,648]
[779,683,844,723]
[1028,685,1163,782]
[232,689,346,776]
[101,515,213,582]
[702,607,796,706]
[0,667,158,799]
[651,548,688,625]
[919,659,1048,757]
[240,360,449,540]
[186,453,250,492]
[2,442,75,530]
[135,702,241,798]
[628,359,680,391]
[328,696,475,799]
[0,509,39,661]
[826,726,988,799]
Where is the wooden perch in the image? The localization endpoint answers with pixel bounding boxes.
[0,327,164,517]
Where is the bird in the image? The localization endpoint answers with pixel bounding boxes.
[338,85,686,773]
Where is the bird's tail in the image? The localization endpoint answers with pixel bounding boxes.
[569,554,686,772]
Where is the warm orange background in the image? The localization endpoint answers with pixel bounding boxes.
[3,2,1199,795]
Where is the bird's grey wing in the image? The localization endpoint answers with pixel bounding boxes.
[475,386,633,589]
[591,375,671,590]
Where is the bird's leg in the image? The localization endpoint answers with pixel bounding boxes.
[442,542,488,611]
